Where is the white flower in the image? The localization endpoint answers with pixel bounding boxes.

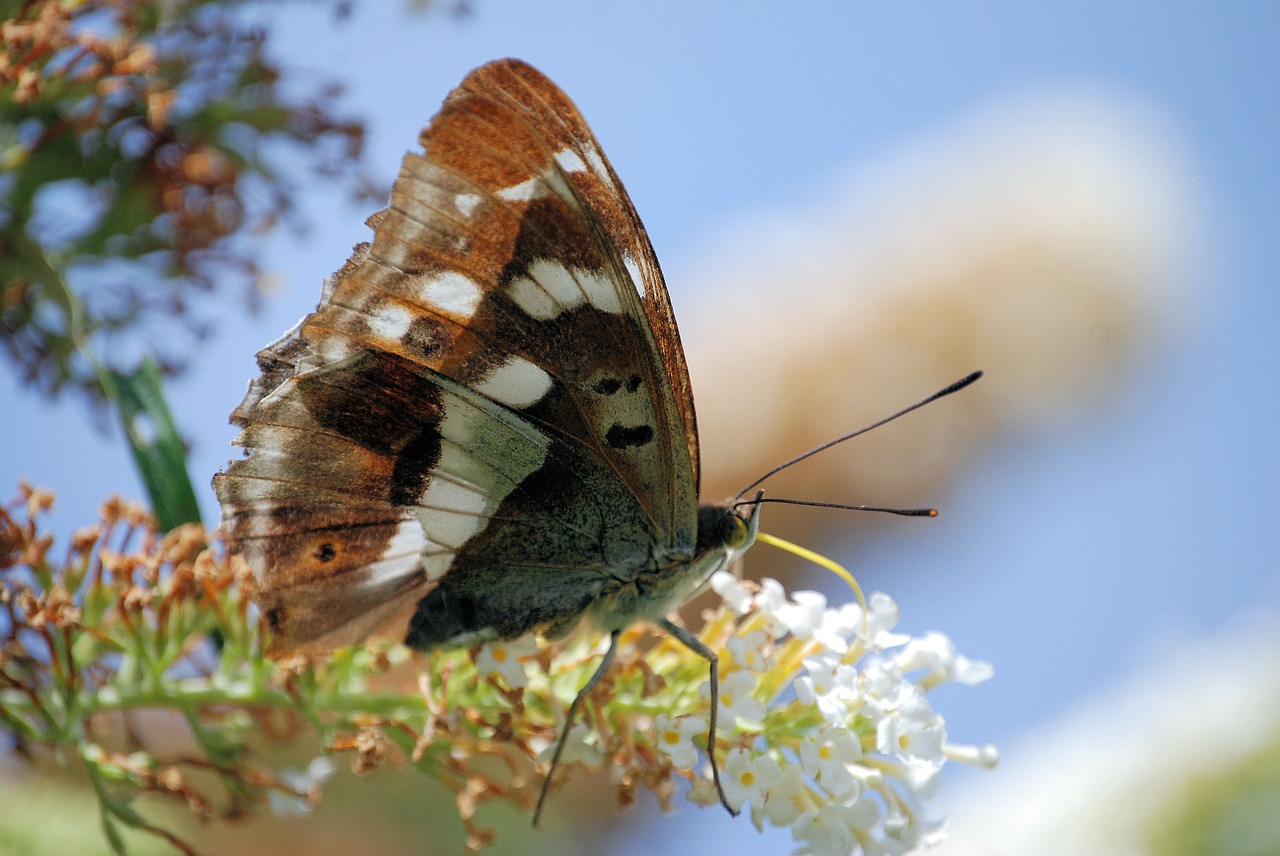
[726,628,771,672]
[858,592,912,650]
[702,669,766,728]
[679,575,994,850]
[536,721,603,767]
[773,589,828,639]
[800,725,864,797]
[862,658,909,719]
[474,635,537,688]
[792,797,882,856]
[794,652,863,723]
[679,576,999,853]
[876,691,946,766]
[792,805,854,856]
[269,756,336,817]
[902,758,944,800]
[722,748,780,812]
[761,762,810,827]
[710,570,755,615]
[757,585,901,655]
[756,577,792,638]
[652,714,705,769]
[895,630,995,687]
[771,590,856,655]
[816,601,865,653]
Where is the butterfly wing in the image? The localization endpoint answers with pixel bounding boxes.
[457,60,701,503]
[215,59,700,653]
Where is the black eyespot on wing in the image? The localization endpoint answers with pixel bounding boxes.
[606,424,655,449]
[315,542,337,563]
[593,377,623,395]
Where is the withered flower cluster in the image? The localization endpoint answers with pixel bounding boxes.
[1,1,373,405]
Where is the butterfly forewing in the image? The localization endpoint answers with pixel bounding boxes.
[215,59,702,653]
[461,61,701,502]
[406,60,698,541]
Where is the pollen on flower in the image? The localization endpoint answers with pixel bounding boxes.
[652,714,704,770]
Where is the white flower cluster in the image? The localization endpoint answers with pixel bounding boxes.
[463,569,996,855]
[662,572,998,856]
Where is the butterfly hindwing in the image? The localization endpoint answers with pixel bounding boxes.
[215,59,702,653]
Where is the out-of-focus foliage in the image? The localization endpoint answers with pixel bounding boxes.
[0,0,376,406]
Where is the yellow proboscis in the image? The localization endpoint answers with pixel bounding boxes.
[755,531,869,631]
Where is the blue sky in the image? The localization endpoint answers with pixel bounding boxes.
[4,2,1279,853]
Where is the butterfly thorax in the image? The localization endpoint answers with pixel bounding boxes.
[402,502,757,651]
[580,502,758,635]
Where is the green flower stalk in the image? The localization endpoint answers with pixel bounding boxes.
[0,483,997,855]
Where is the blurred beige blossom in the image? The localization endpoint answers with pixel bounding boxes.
[683,89,1200,519]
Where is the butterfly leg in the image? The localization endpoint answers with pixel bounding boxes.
[659,617,738,817]
[533,628,620,827]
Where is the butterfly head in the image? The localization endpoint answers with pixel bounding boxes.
[696,490,763,565]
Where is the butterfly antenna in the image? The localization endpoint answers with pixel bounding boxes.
[732,370,983,502]
[734,497,938,517]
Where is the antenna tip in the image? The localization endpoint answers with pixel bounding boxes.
[943,370,984,396]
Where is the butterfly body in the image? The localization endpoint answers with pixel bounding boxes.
[407,500,755,651]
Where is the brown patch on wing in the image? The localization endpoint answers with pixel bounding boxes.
[218,499,429,655]
[217,347,446,653]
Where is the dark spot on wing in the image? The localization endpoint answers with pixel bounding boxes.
[594,377,622,395]
[390,429,443,506]
[265,606,286,633]
[606,424,655,449]
[591,374,642,396]
[402,315,451,359]
[315,542,337,563]
[297,352,445,506]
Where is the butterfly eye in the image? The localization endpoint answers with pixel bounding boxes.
[724,513,751,549]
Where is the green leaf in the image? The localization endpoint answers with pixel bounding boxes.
[101,358,203,531]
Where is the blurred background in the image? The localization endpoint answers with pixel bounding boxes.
[3,2,1278,854]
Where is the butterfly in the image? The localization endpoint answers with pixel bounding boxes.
[213,57,981,824]
[214,58,759,821]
